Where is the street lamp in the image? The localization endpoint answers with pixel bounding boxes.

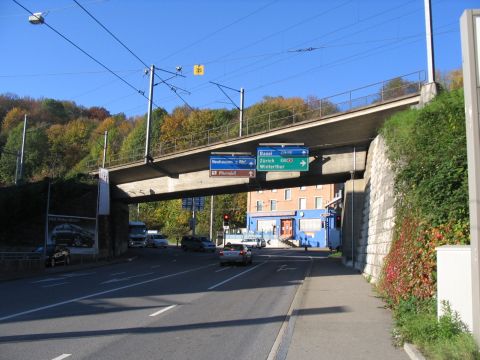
[28,12,45,25]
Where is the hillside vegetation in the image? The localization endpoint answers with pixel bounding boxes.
[379,87,479,358]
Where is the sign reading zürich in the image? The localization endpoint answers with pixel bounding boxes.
[210,155,256,178]
[257,146,309,172]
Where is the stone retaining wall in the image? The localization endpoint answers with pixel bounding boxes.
[355,135,396,283]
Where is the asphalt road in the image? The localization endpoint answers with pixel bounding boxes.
[0,247,326,360]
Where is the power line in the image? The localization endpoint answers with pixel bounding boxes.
[157,0,280,64]
[160,0,429,103]
[72,0,191,109]
[11,0,159,106]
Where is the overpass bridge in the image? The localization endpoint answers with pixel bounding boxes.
[92,72,426,204]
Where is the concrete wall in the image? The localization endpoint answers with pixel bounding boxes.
[341,178,365,265]
[354,136,396,283]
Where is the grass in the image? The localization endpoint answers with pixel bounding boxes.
[392,297,480,360]
[328,250,342,258]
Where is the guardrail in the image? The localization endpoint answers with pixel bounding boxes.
[86,71,425,171]
[0,252,42,261]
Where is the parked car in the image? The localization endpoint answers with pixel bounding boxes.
[181,236,216,252]
[241,237,265,249]
[147,233,169,248]
[51,223,94,247]
[35,245,70,267]
[219,243,252,266]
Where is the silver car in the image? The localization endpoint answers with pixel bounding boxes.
[219,243,252,266]
[147,234,169,248]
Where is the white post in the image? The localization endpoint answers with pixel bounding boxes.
[424,0,436,83]
[145,65,155,163]
[19,114,27,182]
[460,9,480,344]
[209,195,214,241]
[239,88,244,137]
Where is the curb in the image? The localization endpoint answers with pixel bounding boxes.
[267,256,313,360]
[404,343,426,360]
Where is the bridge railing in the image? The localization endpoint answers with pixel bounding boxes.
[87,71,424,170]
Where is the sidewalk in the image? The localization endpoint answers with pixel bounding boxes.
[281,256,408,360]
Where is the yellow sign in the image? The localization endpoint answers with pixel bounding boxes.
[193,64,204,76]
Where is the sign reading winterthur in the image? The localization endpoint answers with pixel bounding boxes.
[256,145,309,172]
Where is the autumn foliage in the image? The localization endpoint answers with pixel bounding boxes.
[378,87,469,305]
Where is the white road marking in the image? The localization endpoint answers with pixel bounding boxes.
[100,272,154,285]
[215,267,231,272]
[61,272,96,278]
[31,278,64,284]
[51,354,71,360]
[42,282,69,288]
[208,262,266,290]
[276,264,297,272]
[149,304,176,317]
[31,272,97,284]
[110,272,126,276]
[0,264,215,322]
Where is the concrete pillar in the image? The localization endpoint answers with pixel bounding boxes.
[342,178,365,267]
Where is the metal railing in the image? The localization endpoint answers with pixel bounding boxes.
[0,252,42,261]
[86,71,425,171]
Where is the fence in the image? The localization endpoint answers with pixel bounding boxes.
[86,71,425,171]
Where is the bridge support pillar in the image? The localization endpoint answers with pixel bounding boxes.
[342,178,365,268]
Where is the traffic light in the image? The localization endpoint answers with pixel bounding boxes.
[335,215,341,228]
[223,213,230,227]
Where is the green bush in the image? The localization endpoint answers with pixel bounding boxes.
[393,297,479,359]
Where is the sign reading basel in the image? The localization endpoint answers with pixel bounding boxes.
[210,155,256,178]
[257,146,309,172]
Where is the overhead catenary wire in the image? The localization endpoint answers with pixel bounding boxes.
[156,1,443,107]
[71,0,192,110]
[11,0,164,109]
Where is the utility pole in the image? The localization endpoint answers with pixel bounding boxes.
[145,65,155,164]
[424,0,436,83]
[239,88,245,137]
[209,195,214,241]
[461,9,480,345]
[210,82,244,137]
[102,130,108,168]
[19,114,27,183]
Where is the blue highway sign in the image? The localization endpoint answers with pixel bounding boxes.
[210,155,256,178]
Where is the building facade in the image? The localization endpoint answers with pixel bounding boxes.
[246,184,343,248]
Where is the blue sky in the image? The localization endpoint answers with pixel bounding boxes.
[0,0,476,118]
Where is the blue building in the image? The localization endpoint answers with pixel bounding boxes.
[246,185,342,249]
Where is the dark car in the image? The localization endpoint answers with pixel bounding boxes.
[51,223,94,247]
[35,245,71,267]
[181,236,216,252]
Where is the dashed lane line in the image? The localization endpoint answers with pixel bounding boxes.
[0,264,215,322]
[149,304,176,317]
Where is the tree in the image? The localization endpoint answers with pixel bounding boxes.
[0,122,49,184]
[245,96,308,134]
[379,77,419,101]
[2,107,25,134]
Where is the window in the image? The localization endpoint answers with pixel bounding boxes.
[257,219,276,233]
[257,190,263,194]
[316,185,323,189]
[299,197,307,210]
[284,188,291,200]
[271,189,277,193]
[270,200,277,211]
[315,197,323,209]
[256,201,263,211]
[299,219,323,231]
[300,186,306,191]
